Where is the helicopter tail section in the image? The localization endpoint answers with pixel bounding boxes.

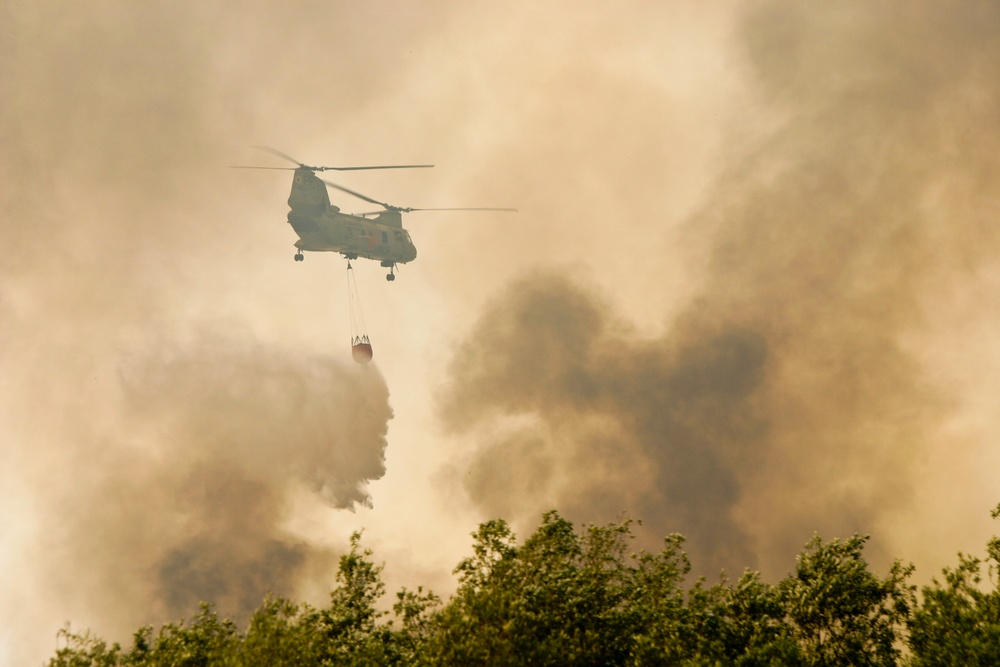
[287,167,332,214]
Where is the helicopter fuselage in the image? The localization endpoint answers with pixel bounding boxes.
[285,167,417,264]
[288,209,417,263]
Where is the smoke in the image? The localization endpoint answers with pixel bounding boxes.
[1,2,408,661]
[439,1,1000,577]
[3,322,393,650]
[440,274,768,572]
[37,334,392,627]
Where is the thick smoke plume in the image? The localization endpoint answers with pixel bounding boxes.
[440,2,1000,576]
[32,335,392,632]
[441,274,768,572]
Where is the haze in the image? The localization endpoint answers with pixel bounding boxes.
[3,2,1000,665]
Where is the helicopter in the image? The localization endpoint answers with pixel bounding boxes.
[234,147,517,280]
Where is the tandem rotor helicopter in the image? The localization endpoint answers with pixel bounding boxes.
[234,146,517,280]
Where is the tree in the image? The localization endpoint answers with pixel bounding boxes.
[428,512,649,665]
[122,604,238,667]
[51,504,1000,666]
[46,531,435,667]
[907,504,1000,666]
[678,570,801,666]
[234,597,323,667]
[314,530,440,666]
[315,531,388,664]
[779,534,913,667]
[428,512,714,666]
[50,627,122,667]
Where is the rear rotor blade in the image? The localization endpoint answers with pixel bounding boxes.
[320,164,435,171]
[356,207,518,216]
[231,163,435,172]
[321,178,392,209]
[253,145,433,172]
[319,176,518,214]
[403,207,519,213]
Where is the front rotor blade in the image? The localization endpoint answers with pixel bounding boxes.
[253,146,432,171]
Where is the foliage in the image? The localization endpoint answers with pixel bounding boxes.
[906,503,1000,666]
[778,535,913,667]
[47,505,1000,666]
[427,512,651,665]
[50,627,122,667]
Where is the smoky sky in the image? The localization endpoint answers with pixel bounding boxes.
[2,1,408,661]
[4,2,1000,665]
[439,2,1000,577]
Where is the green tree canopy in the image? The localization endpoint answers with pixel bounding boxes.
[48,504,1000,666]
[907,503,1000,666]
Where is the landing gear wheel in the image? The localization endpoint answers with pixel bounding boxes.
[294,252,304,262]
[386,273,395,281]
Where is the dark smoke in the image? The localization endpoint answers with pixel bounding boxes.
[440,274,769,572]
[440,2,1000,577]
[40,334,392,627]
